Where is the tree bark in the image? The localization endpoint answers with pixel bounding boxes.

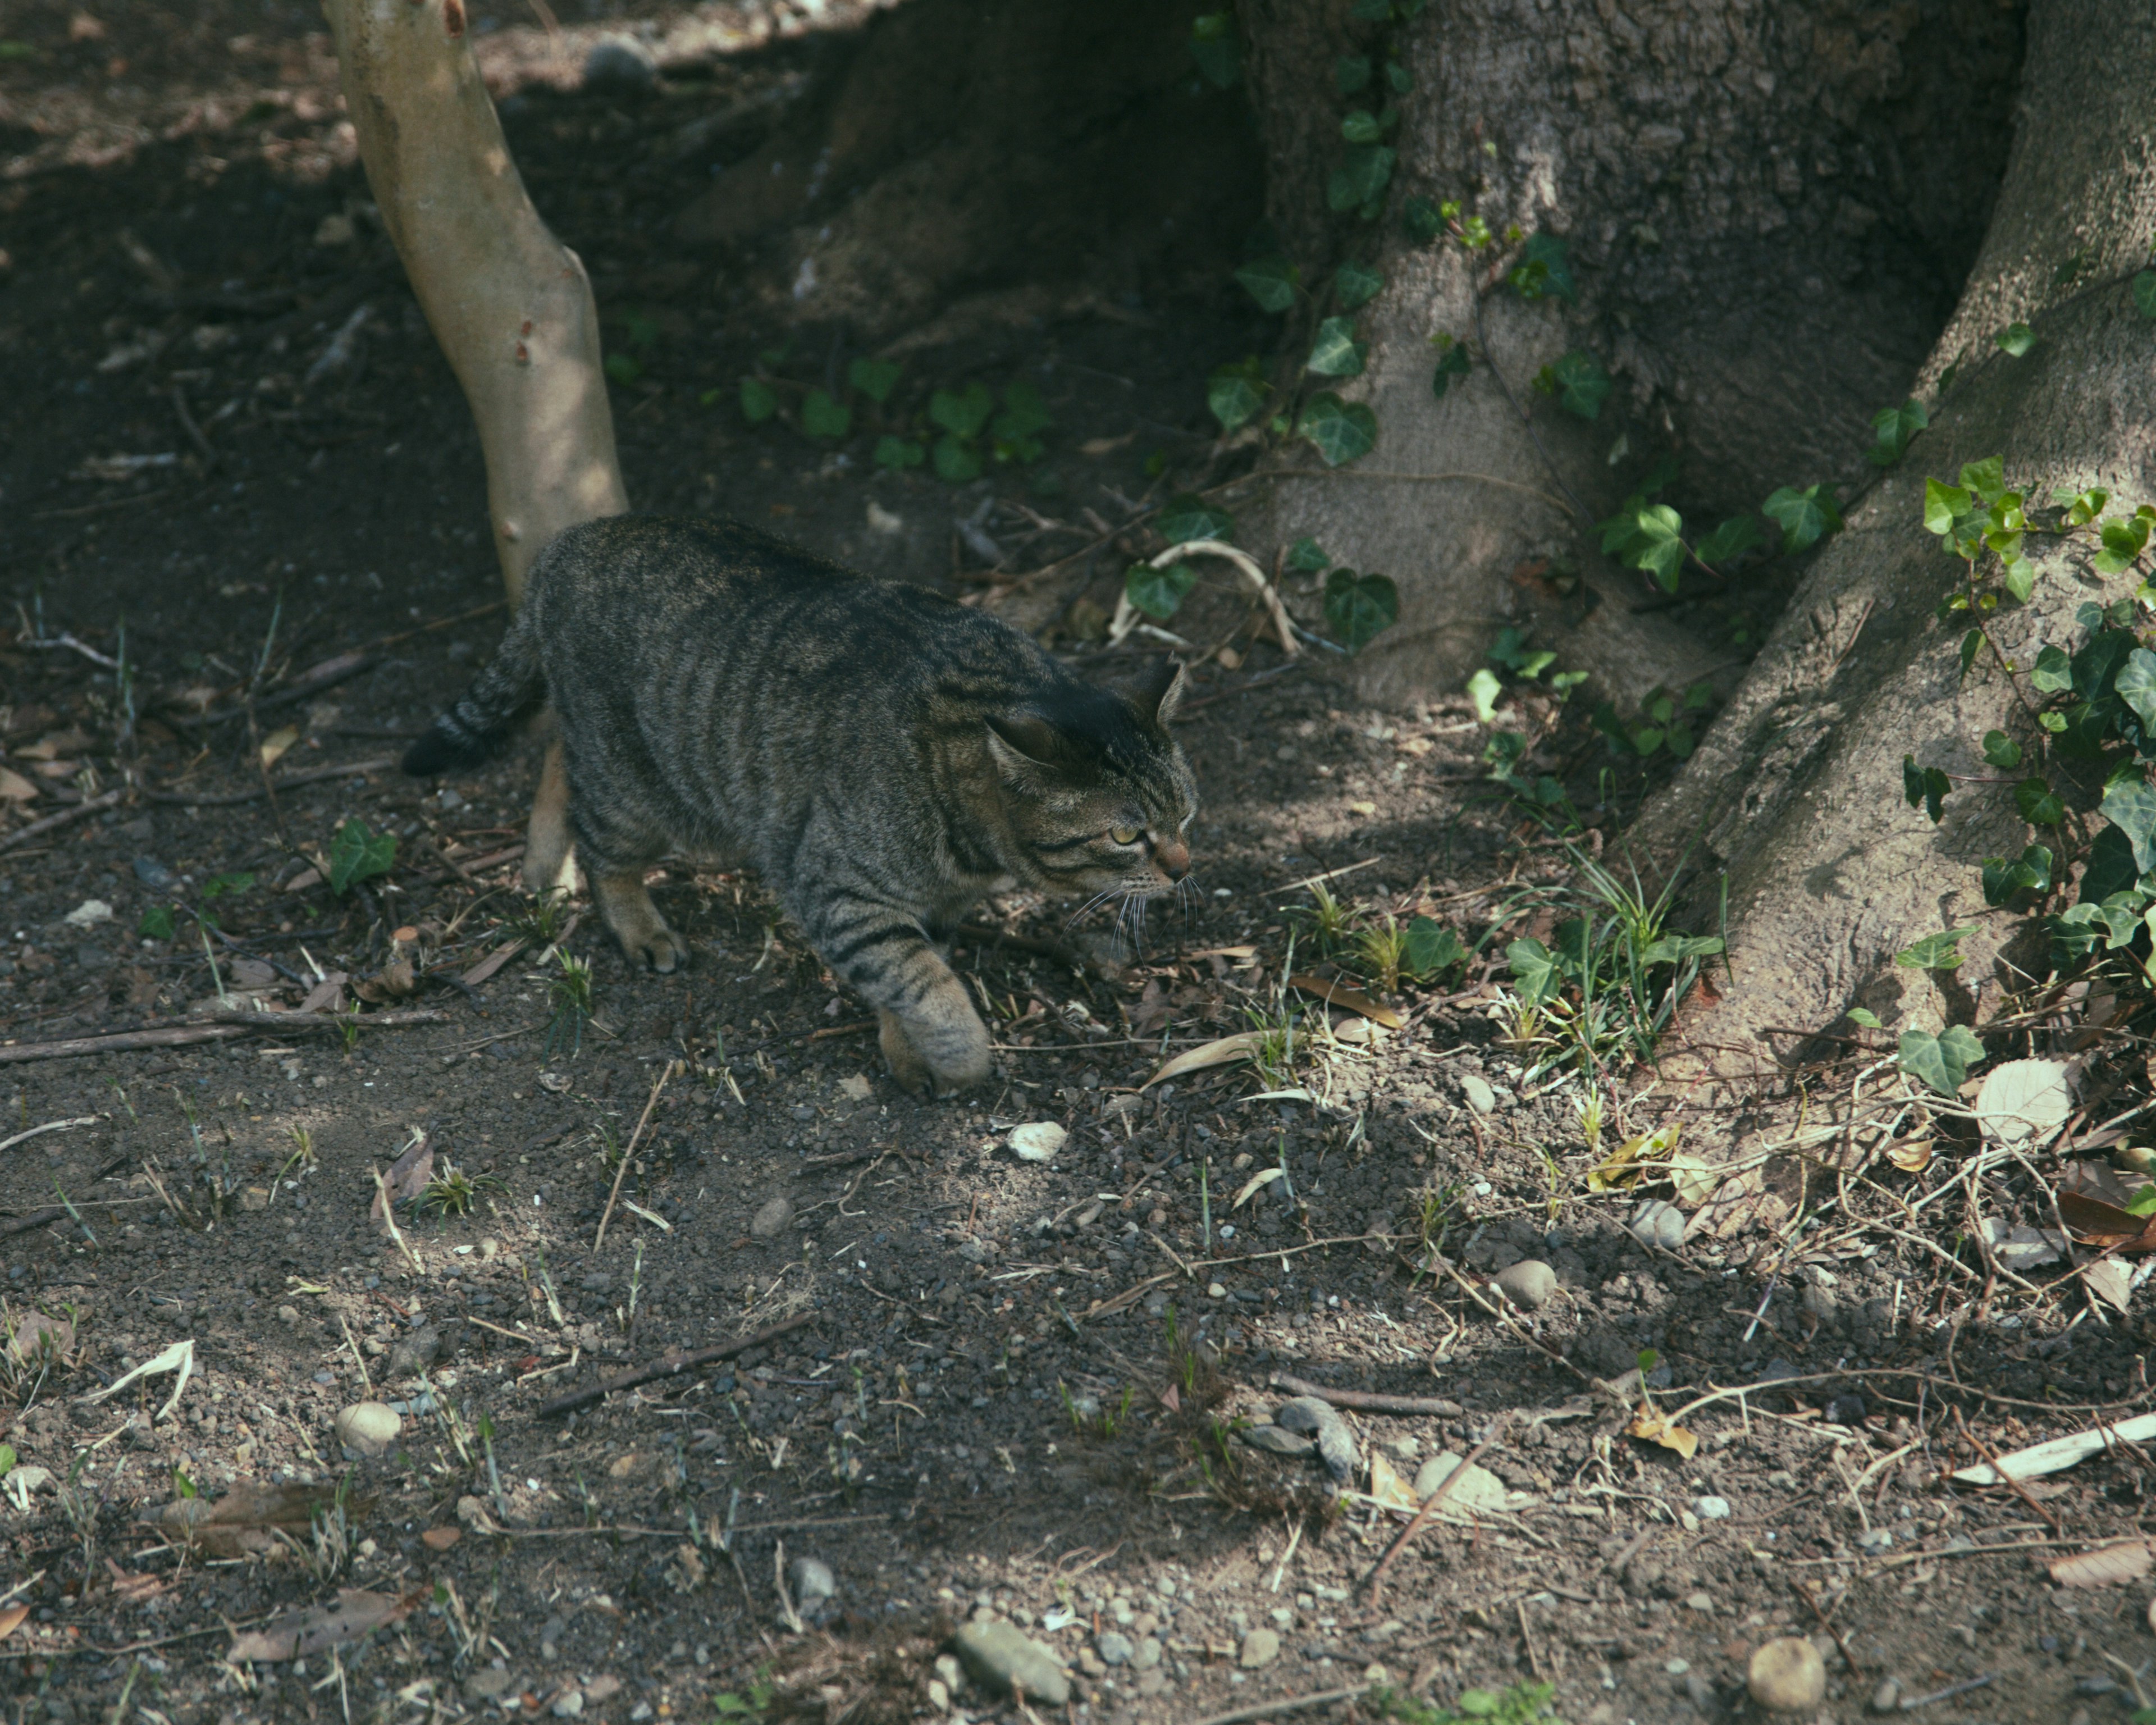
[323,0,628,605]
[1632,1,2156,1096]
[1237,0,2021,707]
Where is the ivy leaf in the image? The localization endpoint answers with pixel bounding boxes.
[1867,398,1928,466]
[1287,537,1331,573]
[138,905,176,940]
[328,820,397,896]
[2136,271,2156,320]
[1959,629,1983,678]
[2102,777,2156,872]
[1402,916,1464,980]
[1123,562,1195,622]
[2095,513,2153,577]
[1981,845,2054,906]
[1327,145,1397,214]
[1898,1025,1984,1096]
[932,434,981,482]
[739,378,778,424]
[1507,937,1562,1007]
[1921,478,1971,535]
[1629,505,1688,594]
[2000,553,2036,604]
[1188,10,1239,86]
[2117,649,2156,734]
[1546,350,1610,420]
[1846,1007,1881,1028]
[1206,363,1269,434]
[1762,484,1843,554]
[1693,514,1762,568]
[1340,109,1383,145]
[1324,568,1399,653]
[872,435,924,471]
[929,383,994,440]
[1155,494,1234,546]
[1333,261,1384,312]
[1386,60,1411,94]
[1994,322,2035,357]
[2030,645,2073,693]
[1509,234,1577,303]
[1902,756,1951,823]
[2081,823,2140,903]
[1234,258,1299,314]
[1980,730,2022,769]
[846,357,902,404]
[1401,196,1444,244]
[1466,667,1503,724]
[1305,316,1368,378]
[1334,54,1372,95]
[1430,343,1472,399]
[992,380,1053,445]
[800,389,851,440]
[603,352,642,386]
[1296,394,1377,467]
[2017,777,2066,827]
[1959,456,2008,504]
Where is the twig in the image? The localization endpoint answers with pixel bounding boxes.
[1953,1408,2062,1534]
[0,790,125,855]
[1184,1688,1371,1725]
[1791,1577,1863,1678]
[1267,1373,1464,1417]
[1516,1598,1545,1681]
[1896,1672,1997,1710]
[371,1165,422,1274]
[0,1024,250,1066]
[1367,1415,1510,1604]
[0,1116,99,1154]
[534,1313,816,1417]
[141,756,396,806]
[204,1007,449,1031]
[595,1062,676,1249]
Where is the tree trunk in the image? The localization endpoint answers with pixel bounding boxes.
[323,0,628,605]
[1629,0,2156,1096]
[1237,0,2021,707]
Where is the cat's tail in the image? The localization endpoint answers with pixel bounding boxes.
[401,609,547,777]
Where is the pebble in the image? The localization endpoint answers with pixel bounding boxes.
[1238,1628,1281,1669]
[1459,1073,1497,1115]
[1693,1495,1731,1520]
[1097,1631,1134,1666]
[334,1402,401,1458]
[386,1327,442,1378]
[1132,1637,1162,1669]
[582,35,657,93]
[1273,1397,1355,1482]
[1240,1424,1315,1458]
[789,1557,834,1604]
[1869,1677,1901,1713]
[1629,1198,1685,1251]
[551,1693,583,1719]
[1747,1637,1826,1713]
[1856,1527,1894,1552]
[1492,1258,1557,1311]
[1008,1122,1067,1162]
[953,1621,1070,1706]
[466,1669,514,1699]
[750,1197,794,1239]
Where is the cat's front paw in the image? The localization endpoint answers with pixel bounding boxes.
[878,1010,937,1097]
[628,924,686,974]
[878,1008,990,1097]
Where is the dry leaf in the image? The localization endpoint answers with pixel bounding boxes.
[0,1605,27,1641]
[421,1526,460,1551]
[1143,1030,1264,1088]
[1951,1412,2156,1484]
[1587,1124,1680,1194]
[1186,946,1258,962]
[298,973,348,1014]
[355,957,417,1003]
[258,725,299,769]
[2049,1540,2152,1587]
[229,1588,415,1662]
[2055,1190,2156,1254]
[81,1338,194,1422]
[1625,1403,1699,1461]
[2083,1257,2134,1313]
[1287,974,1404,1029]
[1975,1058,2073,1146]
[1232,1166,1285,1208]
[0,767,37,802]
[9,1311,75,1364]
[1886,1137,1934,1173]
[370,1131,434,1219]
[1368,1452,1418,1513]
[1665,1152,1719,1208]
[152,1481,367,1557]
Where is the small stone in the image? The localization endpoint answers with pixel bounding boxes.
[927,1678,949,1710]
[1239,1627,1281,1669]
[1240,1423,1316,1458]
[1747,1636,1826,1713]
[1492,1258,1557,1311]
[551,1691,583,1718]
[62,898,113,928]
[838,1073,873,1102]
[751,1196,794,1239]
[386,1326,442,1378]
[466,1669,513,1699]
[1869,1677,1901,1713]
[1273,1397,1355,1482]
[1664,1658,1691,1676]
[1693,1495,1732,1520]
[953,1620,1071,1706]
[1208,1281,1227,1298]
[789,1556,834,1603]
[582,34,657,93]
[1683,1592,1713,1613]
[1132,1637,1162,1669]
[1097,1631,1134,1666]
[1459,1073,1497,1115]
[333,1402,401,1458]
[1008,1122,1067,1162]
[1857,1527,1894,1552]
[1630,1198,1685,1251]
[277,1304,300,1326]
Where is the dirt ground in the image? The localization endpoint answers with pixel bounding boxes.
[4,6,2156,1725]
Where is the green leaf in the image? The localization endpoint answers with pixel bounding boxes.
[1155,494,1234,546]
[2082,824,2140,903]
[1431,343,1472,399]
[1921,478,1971,535]
[1547,350,1610,420]
[1983,845,2054,906]
[138,905,176,940]
[1207,364,1268,433]
[328,820,397,896]
[1333,261,1383,312]
[1334,54,1372,95]
[1507,937,1561,1007]
[1763,484,1843,554]
[1402,916,1464,981]
[1902,756,1950,824]
[930,383,995,440]
[846,357,902,404]
[602,352,642,386]
[2117,650,2156,734]
[2030,644,2072,693]
[2136,272,2156,320]
[1994,322,2035,357]
[1628,505,1687,594]
[1959,456,2007,504]
[2096,514,2153,576]
[1323,568,1399,653]
[932,434,981,482]
[1295,394,1377,467]
[2103,778,2156,872]
[1466,667,1502,724]
[872,434,923,470]
[1508,233,1576,302]
[800,389,851,440]
[1386,60,1411,94]
[1867,398,1929,467]
[1287,537,1331,574]
[1234,258,1299,314]
[1188,11,1239,86]
[1340,109,1383,145]
[1124,562,1195,622]
[1693,514,1762,568]
[622,312,659,352]
[1898,1025,1983,1096]
[1306,316,1367,378]
[1326,145,1396,214]
[993,380,1053,441]
[1980,730,2022,769]
[173,1464,197,1499]
[1846,1007,1881,1028]
[2000,554,2036,603]
[1637,934,1724,965]
[1401,196,1444,244]
[739,377,778,424]
[2017,777,2066,827]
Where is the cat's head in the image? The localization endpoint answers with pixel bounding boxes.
[985,659,1198,900]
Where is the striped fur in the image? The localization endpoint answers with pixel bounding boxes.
[404,515,1198,1094]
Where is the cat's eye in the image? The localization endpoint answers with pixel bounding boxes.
[1109,826,1141,846]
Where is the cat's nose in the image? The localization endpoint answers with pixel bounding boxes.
[1157,839,1190,880]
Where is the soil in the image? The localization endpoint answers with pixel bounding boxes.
[2,7,2155,1725]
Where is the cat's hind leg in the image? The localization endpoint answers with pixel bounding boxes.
[810,902,989,1096]
[573,799,684,974]
[520,734,579,897]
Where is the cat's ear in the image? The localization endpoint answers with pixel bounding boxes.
[985,714,1063,781]
[1131,658,1187,727]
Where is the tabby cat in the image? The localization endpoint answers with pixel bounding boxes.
[404,515,1198,1095]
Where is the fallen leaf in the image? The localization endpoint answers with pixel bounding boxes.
[2056,1190,2156,1254]
[1587,1124,1680,1194]
[1952,1412,2156,1484]
[0,1605,26,1641]
[258,725,299,769]
[104,1559,166,1604]
[421,1526,460,1551]
[1232,1166,1285,1208]
[153,1481,368,1557]
[2050,1540,2152,1587]
[1625,1403,1698,1461]
[229,1588,415,1663]
[355,957,417,1002]
[81,1338,193,1422]
[1975,1058,2073,1146]
[0,768,36,802]
[1287,973,1403,1029]
[1143,1029,1264,1088]
[1185,946,1258,962]
[8,1311,75,1365]
[458,939,526,987]
[1886,1137,1934,1172]
[281,866,323,893]
[298,973,348,1013]
[370,1131,434,1219]
[1368,1452,1418,1513]
[1665,1152,1719,1208]
[2083,1257,2134,1313]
